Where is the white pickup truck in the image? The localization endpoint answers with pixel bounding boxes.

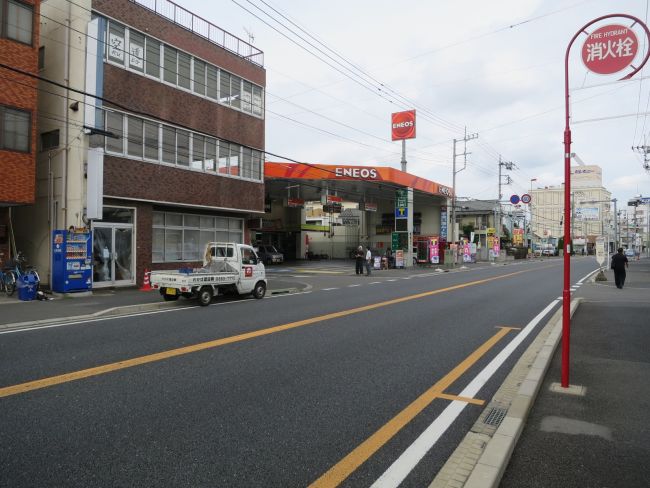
[150,242,267,306]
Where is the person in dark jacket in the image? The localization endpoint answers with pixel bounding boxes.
[611,248,629,289]
[354,246,364,275]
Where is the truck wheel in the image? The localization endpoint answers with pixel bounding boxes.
[198,286,213,306]
[252,281,266,299]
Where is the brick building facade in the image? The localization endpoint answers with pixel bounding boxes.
[14,0,265,288]
[0,0,40,266]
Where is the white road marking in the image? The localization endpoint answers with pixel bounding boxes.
[322,288,339,291]
[348,284,362,288]
[371,299,561,488]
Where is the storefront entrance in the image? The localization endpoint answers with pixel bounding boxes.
[92,207,135,287]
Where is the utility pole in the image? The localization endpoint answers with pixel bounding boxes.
[497,156,515,238]
[632,145,650,172]
[451,128,478,258]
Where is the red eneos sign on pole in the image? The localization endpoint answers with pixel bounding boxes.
[581,24,638,75]
[391,110,416,141]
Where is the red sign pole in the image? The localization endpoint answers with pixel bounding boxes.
[562,14,650,388]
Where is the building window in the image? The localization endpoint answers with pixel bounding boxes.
[98,108,263,181]
[127,116,143,157]
[191,133,204,170]
[105,111,124,153]
[38,46,45,70]
[193,59,206,96]
[176,129,190,166]
[103,20,264,119]
[163,45,177,84]
[2,0,33,45]
[145,37,160,78]
[162,126,176,164]
[206,64,218,100]
[128,30,145,72]
[40,129,60,151]
[152,211,243,262]
[1,105,30,152]
[107,22,126,64]
[178,51,192,90]
[143,120,159,160]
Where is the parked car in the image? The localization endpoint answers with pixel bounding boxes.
[542,248,555,256]
[625,248,635,257]
[255,244,284,264]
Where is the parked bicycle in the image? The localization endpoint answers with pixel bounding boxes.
[1,252,40,297]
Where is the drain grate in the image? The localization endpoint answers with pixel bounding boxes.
[483,407,508,427]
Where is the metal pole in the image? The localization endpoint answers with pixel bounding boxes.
[562,35,573,388]
[451,138,457,267]
[401,139,407,173]
[613,198,618,251]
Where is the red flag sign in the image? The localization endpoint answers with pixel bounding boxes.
[391,110,416,141]
[581,24,638,75]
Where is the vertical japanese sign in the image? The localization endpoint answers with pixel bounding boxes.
[463,241,472,263]
[492,236,501,258]
[440,206,448,241]
[395,189,408,220]
[429,237,439,264]
[582,24,638,75]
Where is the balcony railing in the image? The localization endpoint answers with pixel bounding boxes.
[130,0,264,67]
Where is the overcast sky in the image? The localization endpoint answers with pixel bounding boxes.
[178,0,650,207]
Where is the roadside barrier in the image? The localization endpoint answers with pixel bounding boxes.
[140,269,152,291]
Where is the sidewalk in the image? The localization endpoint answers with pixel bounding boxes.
[431,256,650,488]
[500,257,650,487]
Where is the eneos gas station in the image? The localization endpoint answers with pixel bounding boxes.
[252,161,453,267]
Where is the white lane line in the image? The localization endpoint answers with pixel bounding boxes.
[348,284,362,288]
[322,288,339,291]
[368,282,382,285]
[371,299,561,488]
[386,279,397,282]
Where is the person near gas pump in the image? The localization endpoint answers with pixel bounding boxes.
[354,246,364,275]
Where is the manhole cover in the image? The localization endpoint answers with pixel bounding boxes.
[483,407,507,427]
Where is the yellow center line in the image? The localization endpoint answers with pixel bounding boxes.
[308,327,518,488]
[0,268,531,399]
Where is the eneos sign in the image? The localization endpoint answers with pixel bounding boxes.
[582,24,638,75]
[391,110,416,141]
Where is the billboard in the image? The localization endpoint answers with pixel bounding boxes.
[391,110,416,141]
[571,165,602,188]
[575,207,600,221]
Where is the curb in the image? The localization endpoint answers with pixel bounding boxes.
[431,298,581,488]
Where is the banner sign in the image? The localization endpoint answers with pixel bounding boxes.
[440,206,448,241]
[429,237,439,264]
[391,110,416,141]
[287,198,304,208]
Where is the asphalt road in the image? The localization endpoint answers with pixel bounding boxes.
[0,258,598,487]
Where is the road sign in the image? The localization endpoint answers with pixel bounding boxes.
[510,194,520,204]
[582,24,639,75]
[395,207,408,218]
[521,193,532,204]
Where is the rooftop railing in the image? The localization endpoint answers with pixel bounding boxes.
[130,0,264,67]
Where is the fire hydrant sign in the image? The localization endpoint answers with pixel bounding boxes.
[582,24,638,75]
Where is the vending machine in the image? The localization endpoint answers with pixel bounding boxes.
[52,229,93,293]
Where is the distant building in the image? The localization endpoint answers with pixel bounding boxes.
[530,165,611,253]
[0,0,40,266]
[15,0,265,288]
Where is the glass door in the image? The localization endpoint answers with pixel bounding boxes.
[92,224,135,287]
[93,226,114,285]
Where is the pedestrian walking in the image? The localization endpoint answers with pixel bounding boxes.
[365,247,372,275]
[610,247,629,289]
[354,246,364,275]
